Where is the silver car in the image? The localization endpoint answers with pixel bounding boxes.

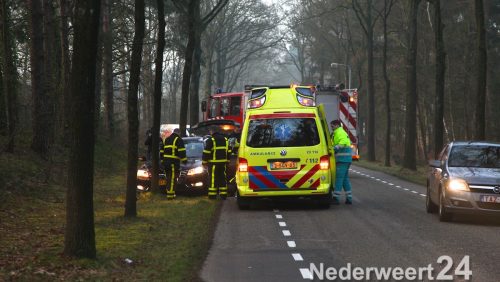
[426,141,500,221]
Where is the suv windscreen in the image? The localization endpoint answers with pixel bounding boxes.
[246,118,320,148]
[448,145,500,168]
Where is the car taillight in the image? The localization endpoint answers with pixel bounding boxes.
[320,155,329,170]
[238,157,248,172]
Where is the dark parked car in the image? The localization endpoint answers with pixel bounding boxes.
[427,141,500,221]
[189,120,239,196]
[176,137,208,194]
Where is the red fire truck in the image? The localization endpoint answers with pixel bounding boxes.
[201,89,249,126]
[316,85,360,160]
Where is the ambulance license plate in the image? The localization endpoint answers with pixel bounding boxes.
[270,161,297,170]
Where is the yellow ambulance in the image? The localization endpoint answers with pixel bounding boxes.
[236,85,335,209]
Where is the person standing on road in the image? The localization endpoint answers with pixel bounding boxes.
[161,128,187,200]
[330,120,353,205]
[203,127,232,199]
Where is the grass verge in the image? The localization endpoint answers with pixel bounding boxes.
[0,137,220,281]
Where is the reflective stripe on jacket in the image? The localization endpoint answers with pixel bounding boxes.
[334,146,352,163]
[162,133,187,163]
[203,133,231,164]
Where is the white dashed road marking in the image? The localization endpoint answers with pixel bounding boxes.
[282,230,291,236]
[353,169,425,200]
[292,253,304,261]
[279,221,287,227]
[299,268,313,280]
[276,214,283,219]
[287,241,296,248]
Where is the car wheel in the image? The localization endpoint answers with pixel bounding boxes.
[426,184,438,213]
[438,189,452,222]
[236,191,251,210]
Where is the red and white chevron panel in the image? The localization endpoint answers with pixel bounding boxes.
[338,90,358,144]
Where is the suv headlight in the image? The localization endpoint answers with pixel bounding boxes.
[187,166,204,176]
[447,178,469,191]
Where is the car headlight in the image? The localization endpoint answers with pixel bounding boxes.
[187,166,204,176]
[447,178,469,191]
[137,169,150,178]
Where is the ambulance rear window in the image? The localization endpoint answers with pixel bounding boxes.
[246,118,320,147]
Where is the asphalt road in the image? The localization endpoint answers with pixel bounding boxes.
[200,165,500,282]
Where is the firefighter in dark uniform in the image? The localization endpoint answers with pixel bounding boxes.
[161,128,186,199]
[203,127,231,199]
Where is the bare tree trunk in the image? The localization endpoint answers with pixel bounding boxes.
[382,0,395,167]
[190,39,202,125]
[102,0,114,139]
[433,0,446,158]
[28,0,50,157]
[59,0,71,141]
[0,65,4,136]
[64,0,101,259]
[474,0,487,140]
[178,0,198,137]
[352,0,377,161]
[94,1,104,131]
[403,0,420,170]
[151,0,165,193]
[124,0,145,217]
[0,0,17,152]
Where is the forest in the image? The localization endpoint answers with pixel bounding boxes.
[1,0,499,260]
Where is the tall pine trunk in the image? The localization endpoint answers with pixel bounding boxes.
[151,0,166,193]
[124,0,145,217]
[102,0,114,139]
[403,0,420,170]
[433,0,446,158]
[383,0,394,167]
[0,0,18,152]
[28,0,50,157]
[179,0,198,137]
[474,0,487,140]
[59,0,71,141]
[64,0,101,259]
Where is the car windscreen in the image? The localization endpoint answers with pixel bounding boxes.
[448,145,500,168]
[184,140,204,158]
[246,118,320,148]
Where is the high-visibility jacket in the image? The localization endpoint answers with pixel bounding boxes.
[332,126,352,163]
[161,132,187,165]
[203,133,231,164]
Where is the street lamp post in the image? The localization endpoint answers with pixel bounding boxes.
[330,62,351,90]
